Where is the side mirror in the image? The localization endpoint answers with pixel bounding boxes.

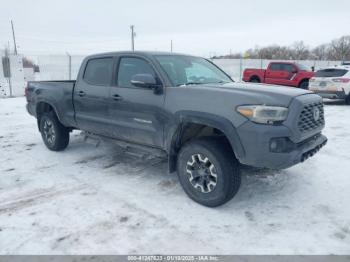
[130,74,162,94]
[292,68,298,74]
[131,74,157,88]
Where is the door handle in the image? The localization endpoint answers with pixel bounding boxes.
[78,91,86,97]
[112,94,123,101]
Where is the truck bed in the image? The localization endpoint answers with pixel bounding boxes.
[26,80,77,128]
[242,68,265,82]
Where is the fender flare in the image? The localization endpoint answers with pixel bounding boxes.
[166,111,245,172]
[35,99,62,130]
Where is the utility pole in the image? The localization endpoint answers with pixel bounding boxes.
[11,20,18,55]
[130,25,136,51]
[171,40,173,52]
[66,52,72,80]
[3,48,12,97]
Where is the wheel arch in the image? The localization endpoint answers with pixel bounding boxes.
[249,75,261,82]
[35,101,61,131]
[166,111,245,173]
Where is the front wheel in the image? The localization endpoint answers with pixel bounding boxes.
[39,111,70,151]
[299,80,309,89]
[177,137,241,207]
[345,95,350,105]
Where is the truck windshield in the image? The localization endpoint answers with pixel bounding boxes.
[296,63,310,71]
[155,55,232,86]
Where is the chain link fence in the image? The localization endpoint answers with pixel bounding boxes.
[0,52,345,97]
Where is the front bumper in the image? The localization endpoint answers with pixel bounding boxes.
[236,121,327,169]
[313,90,347,100]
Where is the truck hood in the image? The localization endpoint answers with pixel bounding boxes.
[185,82,312,106]
[300,71,315,77]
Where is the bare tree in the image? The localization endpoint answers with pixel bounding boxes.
[328,36,350,61]
[290,41,310,60]
[214,35,350,61]
[311,44,329,60]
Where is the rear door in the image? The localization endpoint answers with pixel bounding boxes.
[265,63,291,85]
[74,56,114,135]
[108,56,166,147]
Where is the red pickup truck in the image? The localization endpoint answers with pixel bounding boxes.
[242,62,314,89]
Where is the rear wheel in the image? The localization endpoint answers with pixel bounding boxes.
[39,111,70,151]
[345,94,350,105]
[249,77,260,83]
[177,137,241,207]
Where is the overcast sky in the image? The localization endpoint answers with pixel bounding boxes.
[0,0,349,57]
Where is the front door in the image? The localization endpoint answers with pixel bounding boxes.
[74,56,113,135]
[108,56,166,148]
[265,63,295,86]
[265,63,289,85]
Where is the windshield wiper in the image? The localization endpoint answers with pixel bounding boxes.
[176,82,203,87]
[209,81,231,84]
[176,80,232,87]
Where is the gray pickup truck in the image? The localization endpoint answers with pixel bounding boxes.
[26,51,327,207]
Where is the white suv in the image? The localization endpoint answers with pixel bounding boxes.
[309,66,350,105]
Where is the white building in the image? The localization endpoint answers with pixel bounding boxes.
[1,51,32,98]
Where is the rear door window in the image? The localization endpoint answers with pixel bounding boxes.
[83,57,113,86]
[269,63,282,71]
[315,69,348,77]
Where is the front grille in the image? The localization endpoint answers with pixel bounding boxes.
[298,101,325,133]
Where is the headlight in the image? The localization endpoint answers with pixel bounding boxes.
[237,105,288,124]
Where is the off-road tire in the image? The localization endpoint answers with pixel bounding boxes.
[345,94,350,105]
[39,111,69,151]
[177,137,241,207]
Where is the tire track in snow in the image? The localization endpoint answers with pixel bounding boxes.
[0,185,88,214]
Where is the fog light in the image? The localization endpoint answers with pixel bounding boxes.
[270,140,278,151]
[269,137,294,153]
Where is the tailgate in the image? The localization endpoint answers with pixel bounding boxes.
[309,78,341,92]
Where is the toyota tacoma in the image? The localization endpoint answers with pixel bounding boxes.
[26,51,327,207]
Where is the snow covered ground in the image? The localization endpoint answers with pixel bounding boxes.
[0,97,349,255]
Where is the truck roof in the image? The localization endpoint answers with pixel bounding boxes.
[85,50,194,59]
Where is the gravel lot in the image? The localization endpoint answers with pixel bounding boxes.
[0,97,349,254]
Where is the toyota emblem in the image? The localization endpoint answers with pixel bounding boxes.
[313,107,320,121]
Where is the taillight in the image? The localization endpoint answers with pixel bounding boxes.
[24,83,28,96]
[25,83,29,101]
[332,78,350,83]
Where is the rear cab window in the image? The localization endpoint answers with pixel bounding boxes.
[315,69,348,78]
[83,57,113,85]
